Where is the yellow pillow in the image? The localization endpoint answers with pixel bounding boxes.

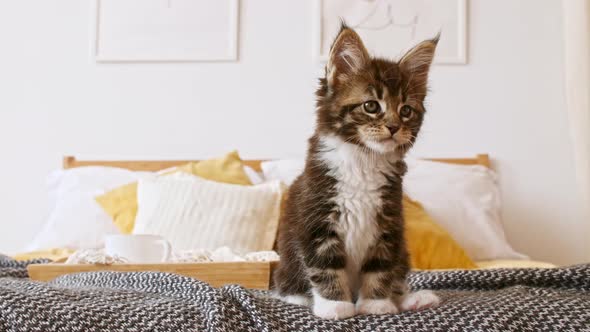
[404,196,476,270]
[96,151,252,234]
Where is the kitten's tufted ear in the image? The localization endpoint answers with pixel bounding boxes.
[326,25,370,88]
[399,35,439,91]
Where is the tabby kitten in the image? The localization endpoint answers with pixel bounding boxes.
[274,26,440,319]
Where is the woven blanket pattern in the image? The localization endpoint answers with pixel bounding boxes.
[0,255,589,332]
[0,254,49,279]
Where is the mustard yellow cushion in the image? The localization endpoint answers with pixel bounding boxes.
[404,196,476,270]
[96,151,252,234]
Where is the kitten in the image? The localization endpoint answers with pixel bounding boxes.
[273,25,440,320]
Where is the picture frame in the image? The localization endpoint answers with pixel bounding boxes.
[92,0,240,63]
[314,0,467,64]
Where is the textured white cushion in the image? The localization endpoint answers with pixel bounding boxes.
[404,159,526,261]
[28,167,153,251]
[133,173,285,252]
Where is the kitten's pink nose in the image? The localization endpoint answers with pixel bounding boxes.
[387,126,399,136]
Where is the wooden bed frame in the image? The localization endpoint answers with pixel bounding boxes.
[63,154,491,171]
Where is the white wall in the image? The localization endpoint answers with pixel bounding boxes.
[0,0,585,265]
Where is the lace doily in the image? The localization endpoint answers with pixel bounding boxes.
[65,247,279,265]
[65,248,129,265]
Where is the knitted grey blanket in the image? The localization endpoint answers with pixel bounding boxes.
[1,254,589,332]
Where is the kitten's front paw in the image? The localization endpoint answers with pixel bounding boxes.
[313,300,355,320]
[400,290,440,311]
[356,298,399,315]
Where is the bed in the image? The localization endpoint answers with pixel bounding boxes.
[1,154,587,331]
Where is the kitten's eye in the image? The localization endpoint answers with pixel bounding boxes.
[363,101,381,114]
[399,105,414,118]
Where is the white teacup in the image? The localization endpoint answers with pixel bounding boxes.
[105,234,171,263]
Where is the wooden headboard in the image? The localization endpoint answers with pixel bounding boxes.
[62,154,491,171]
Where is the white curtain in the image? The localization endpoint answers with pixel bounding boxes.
[562,0,590,249]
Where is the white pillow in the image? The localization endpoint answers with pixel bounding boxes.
[243,166,265,185]
[260,159,304,186]
[261,157,524,261]
[27,167,153,251]
[404,159,526,261]
[134,173,285,252]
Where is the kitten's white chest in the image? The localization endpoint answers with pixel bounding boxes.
[334,165,384,269]
[319,136,392,287]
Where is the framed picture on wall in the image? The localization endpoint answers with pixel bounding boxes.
[93,0,239,62]
[314,0,467,64]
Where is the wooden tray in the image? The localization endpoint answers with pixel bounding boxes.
[28,261,279,290]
